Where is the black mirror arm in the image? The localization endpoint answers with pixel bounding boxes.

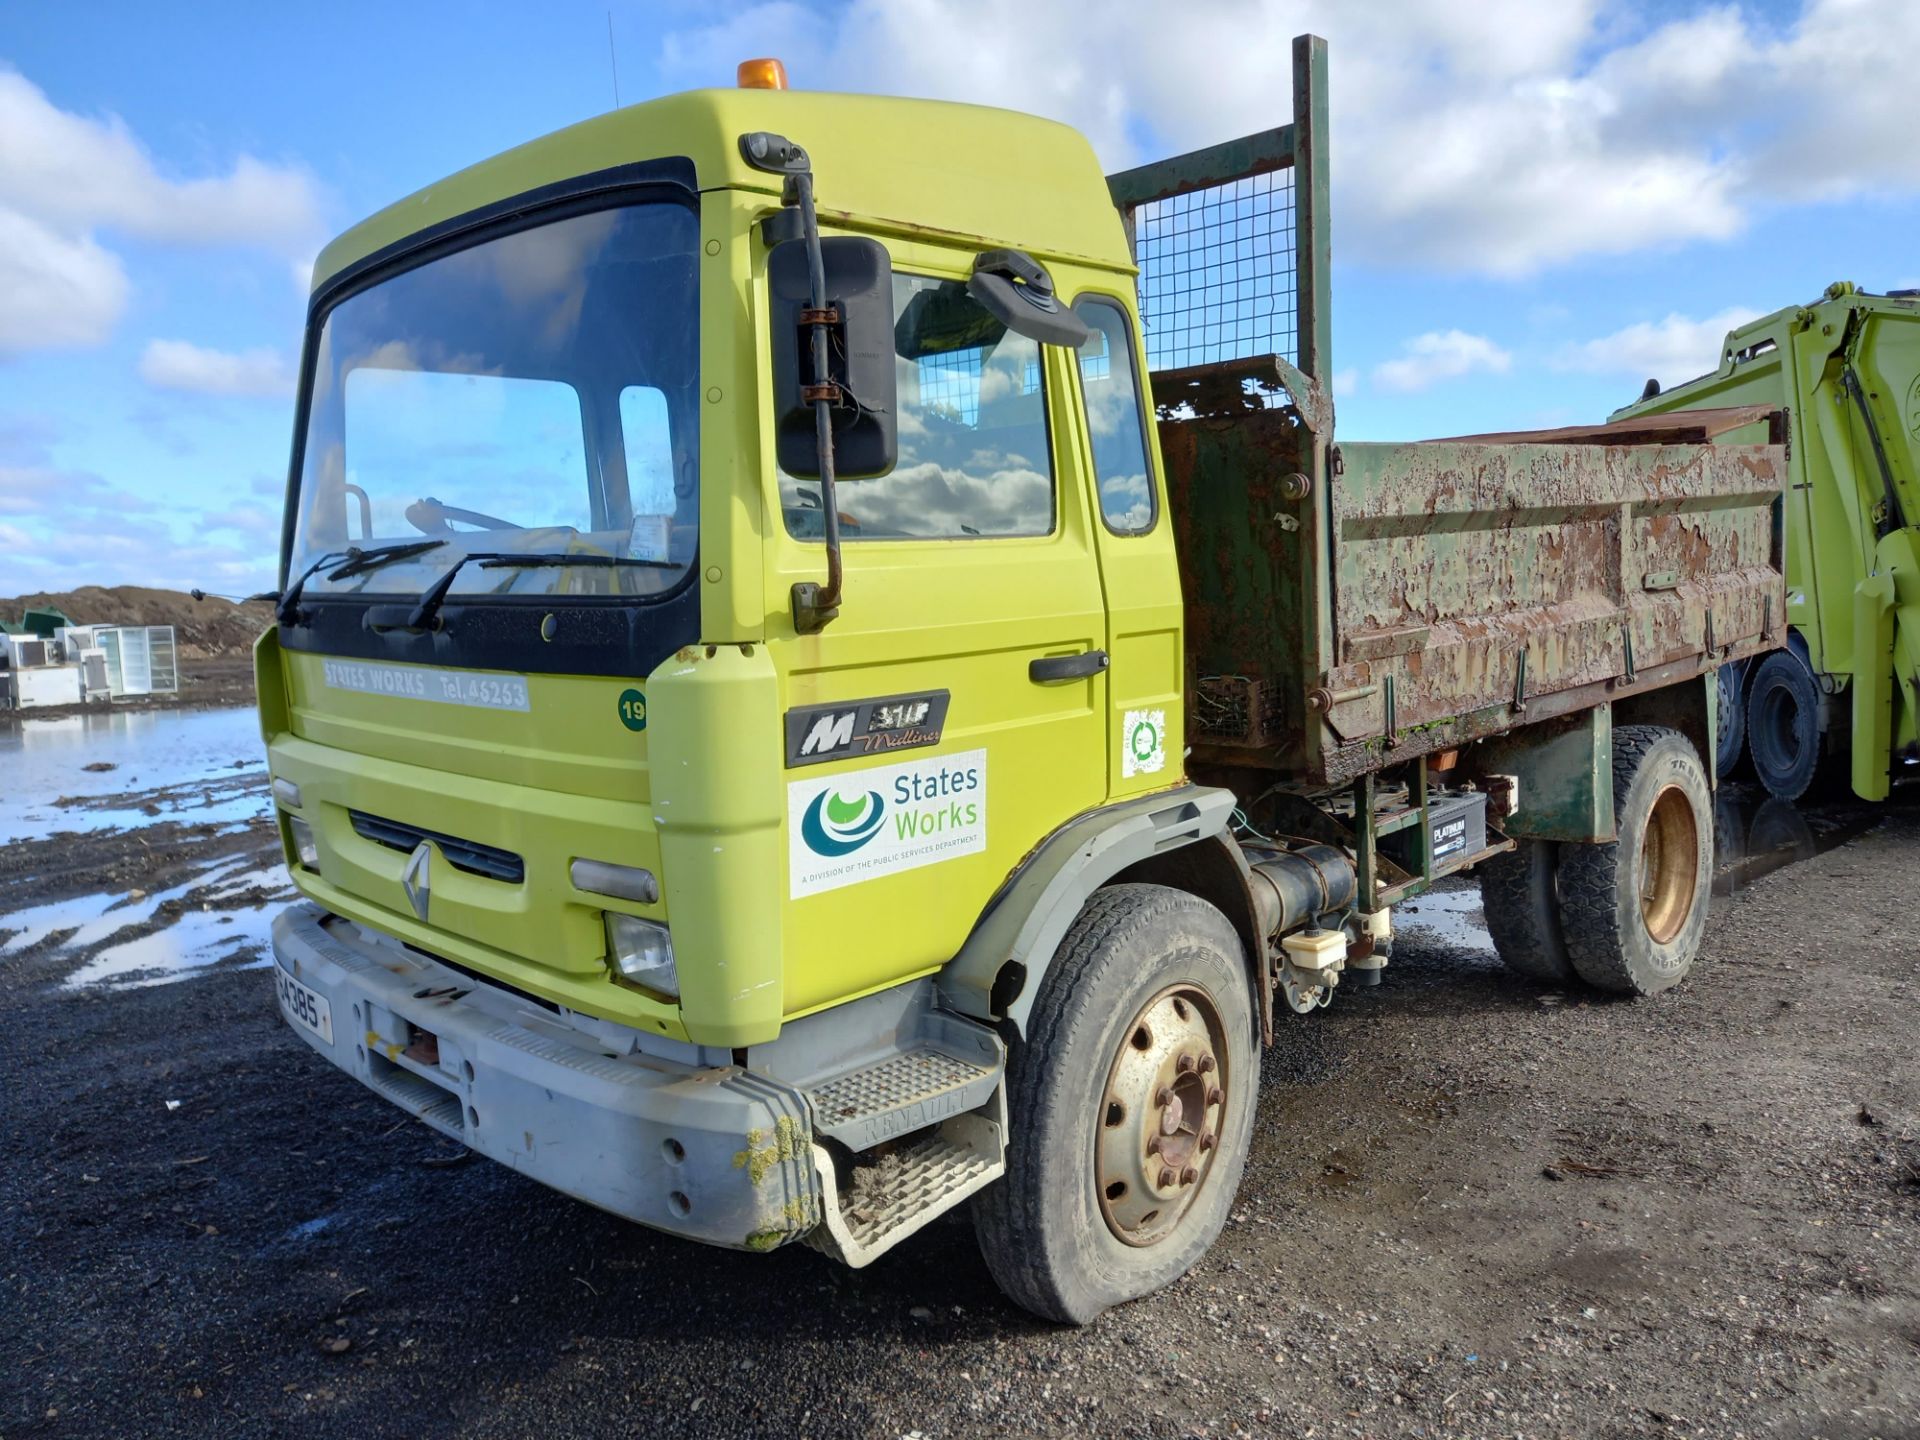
[788,167,844,634]
[968,251,1092,349]
[738,130,844,635]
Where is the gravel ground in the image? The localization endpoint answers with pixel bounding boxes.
[2,792,1916,1440]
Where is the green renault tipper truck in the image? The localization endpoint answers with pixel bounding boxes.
[259,38,1785,1322]
[1614,283,1920,801]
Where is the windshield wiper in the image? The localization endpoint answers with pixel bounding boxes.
[275,550,349,626]
[328,538,446,581]
[378,551,679,632]
[274,540,450,626]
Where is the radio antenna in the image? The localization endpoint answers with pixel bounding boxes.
[606,11,621,109]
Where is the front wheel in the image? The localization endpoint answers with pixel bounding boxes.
[1558,725,1713,995]
[972,884,1258,1325]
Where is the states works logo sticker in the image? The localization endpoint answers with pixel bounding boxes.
[800,786,887,856]
[789,749,986,897]
[1123,708,1167,779]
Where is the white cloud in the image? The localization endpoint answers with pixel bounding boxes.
[1372,330,1511,393]
[199,502,282,546]
[138,339,294,398]
[0,71,324,249]
[1555,307,1762,387]
[1331,368,1359,399]
[0,462,102,515]
[0,68,325,355]
[0,208,128,352]
[656,0,1920,276]
[0,500,276,596]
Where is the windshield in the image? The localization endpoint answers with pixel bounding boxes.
[289,201,699,602]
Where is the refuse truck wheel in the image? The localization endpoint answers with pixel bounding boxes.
[1715,661,1747,779]
[1558,726,1712,996]
[1479,840,1576,985]
[973,884,1258,1325]
[1747,651,1824,802]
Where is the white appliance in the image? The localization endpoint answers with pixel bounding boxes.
[15,664,83,708]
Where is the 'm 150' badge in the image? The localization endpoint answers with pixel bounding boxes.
[618,688,648,732]
[784,690,950,768]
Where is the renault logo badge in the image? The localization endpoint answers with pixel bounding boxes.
[401,840,433,922]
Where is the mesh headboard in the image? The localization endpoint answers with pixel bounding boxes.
[1105,34,1329,386]
[1129,165,1299,372]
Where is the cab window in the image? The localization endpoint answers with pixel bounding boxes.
[1075,297,1157,535]
[780,272,1054,540]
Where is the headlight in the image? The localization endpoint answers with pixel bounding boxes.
[287,815,319,871]
[605,913,677,997]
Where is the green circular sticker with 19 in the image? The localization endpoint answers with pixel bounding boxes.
[618,688,648,732]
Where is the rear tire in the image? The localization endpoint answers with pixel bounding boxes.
[1479,840,1577,984]
[1747,651,1824,802]
[972,884,1258,1325]
[1715,662,1747,779]
[1559,725,1713,996]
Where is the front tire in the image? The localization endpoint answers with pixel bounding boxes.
[973,884,1259,1325]
[1558,725,1713,996]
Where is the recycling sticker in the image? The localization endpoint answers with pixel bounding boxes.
[1123,708,1167,779]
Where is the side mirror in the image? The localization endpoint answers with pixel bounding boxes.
[967,249,1091,348]
[768,236,898,480]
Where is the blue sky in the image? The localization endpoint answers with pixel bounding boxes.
[2,0,1916,597]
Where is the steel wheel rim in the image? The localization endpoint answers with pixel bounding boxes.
[1640,782,1699,944]
[1095,983,1228,1248]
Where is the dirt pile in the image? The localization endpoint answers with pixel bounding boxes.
[0,585,270,660]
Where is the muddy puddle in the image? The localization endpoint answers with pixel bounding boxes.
[0,705,266,844]
[0,705,287,989]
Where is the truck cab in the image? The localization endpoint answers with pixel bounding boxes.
[262,74,1183,1268]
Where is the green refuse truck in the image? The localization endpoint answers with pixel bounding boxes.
[1613,283,1920,801]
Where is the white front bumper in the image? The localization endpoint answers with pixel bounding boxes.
[270,903,819,1251]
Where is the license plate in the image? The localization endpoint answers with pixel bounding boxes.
[276,964,334,1045]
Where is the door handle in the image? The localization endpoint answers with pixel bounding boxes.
[1029,649,1110,683]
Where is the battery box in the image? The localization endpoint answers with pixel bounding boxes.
[1378,788,1488,874]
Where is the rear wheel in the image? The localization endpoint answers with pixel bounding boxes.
[1559,725,1713,995]
[1747,651,1824,802]
[1479,840,1577,984]
[973,884,1258,1325]
[1715,662,1747,779]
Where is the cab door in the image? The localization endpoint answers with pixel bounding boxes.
[769,252,1110,1019]
[1069,290,1186,797]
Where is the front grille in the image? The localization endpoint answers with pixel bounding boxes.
[349,810,526,884]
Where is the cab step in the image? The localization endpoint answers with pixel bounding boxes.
[804,1090,1006,1268]
[804,1033,1000,1153]
[767,984,1007,1266]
